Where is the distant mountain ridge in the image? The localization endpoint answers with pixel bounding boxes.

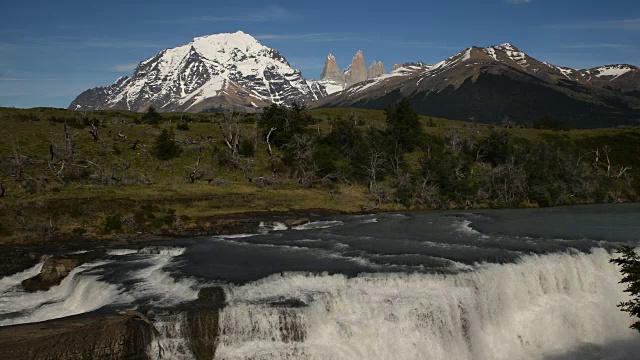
[69,32,640,127]
[315,43,640,128]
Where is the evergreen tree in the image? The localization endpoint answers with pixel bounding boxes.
[384,99,423,152]
[258,103,310,148]
[142,106,162,125]
[611,246,640,332]
[152,129,182,160]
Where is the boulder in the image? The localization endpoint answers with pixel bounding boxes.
[186,286,226,360]
[22,257,83,292]
[196,286,226,308]
[284,218,310,227]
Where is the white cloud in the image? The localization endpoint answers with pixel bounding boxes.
[111,63,138,72]
[561,44,640,49]
[256,33,366,42]
[548,18,640,30]
[153,5,295,24]
[0,36,163,49]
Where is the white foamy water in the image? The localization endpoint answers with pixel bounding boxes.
[152,248,640,359]
[259,222,288,233]
[0,261,129,326]
[148,312,194,360]
[292,221,344,231]
[130,248,199,307]
[0,246,196,326]
[107,249,140,256]
[0,259,47,294]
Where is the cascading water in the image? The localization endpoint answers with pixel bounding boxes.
[2,205,639,359]
[0,261,127,326]
[150,249,639,360]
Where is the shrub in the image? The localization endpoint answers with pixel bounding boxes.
[142,106,162,125]
[104,215,122,233]
[71,227,86,236]
[152,129,182,160]
[176,122,190,131]
[239,139,255,157]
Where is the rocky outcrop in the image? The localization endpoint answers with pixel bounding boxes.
[321,54,344,83]
[186,287,226,360]
[22,257,83,292]
[367,60,385,79]
[391,63,403,72]
[0,312,155,360]
[345,50,367,86]
[284,217,310,227]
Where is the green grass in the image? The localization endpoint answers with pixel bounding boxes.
[1,106,638,243]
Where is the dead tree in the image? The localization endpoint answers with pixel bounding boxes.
[12,144,29,182]
[217,112,241,154]
[365,150,386,207]
[289,134,316,187]
[188,147,203,183]
[89,122,100,141]
[266,127,278,176]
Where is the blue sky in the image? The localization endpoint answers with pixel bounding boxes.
[1,0,639,108]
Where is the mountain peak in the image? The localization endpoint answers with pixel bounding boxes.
[68,31,324,112]
[321,53,343,83]
[192,31,261,48]
[492,43,520,51]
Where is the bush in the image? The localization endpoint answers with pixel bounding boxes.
[176,122,190,131]
[71,227,86,236]
[239,139,255,157]
[152,129,182,160]
[142,106,162,125]
[533,116,564,130]
[104,215,122,233]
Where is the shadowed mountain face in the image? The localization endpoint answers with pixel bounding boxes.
[314,44,640,128]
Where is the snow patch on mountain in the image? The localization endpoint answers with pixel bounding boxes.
[70,31,325,112]
[590,65,634,80]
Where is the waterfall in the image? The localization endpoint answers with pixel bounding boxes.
[151,248,640,359]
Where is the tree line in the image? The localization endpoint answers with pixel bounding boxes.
[2,101,636,210]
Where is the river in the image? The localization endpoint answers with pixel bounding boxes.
[1,204,640,359]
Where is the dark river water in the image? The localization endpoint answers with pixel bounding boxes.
[1,204,640,359]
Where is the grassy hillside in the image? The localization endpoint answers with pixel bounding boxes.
[0,106,638,244]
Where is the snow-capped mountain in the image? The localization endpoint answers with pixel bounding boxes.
[69,31,326,112]
[315,43,640,128]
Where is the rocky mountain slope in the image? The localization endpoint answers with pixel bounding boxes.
[69,31,326,113]
[315,44,640,128]
[69,31,639,127]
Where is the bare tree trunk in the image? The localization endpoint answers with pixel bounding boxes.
[188,147,203,183]
[266,127,277,177]
[218,112,241,154]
